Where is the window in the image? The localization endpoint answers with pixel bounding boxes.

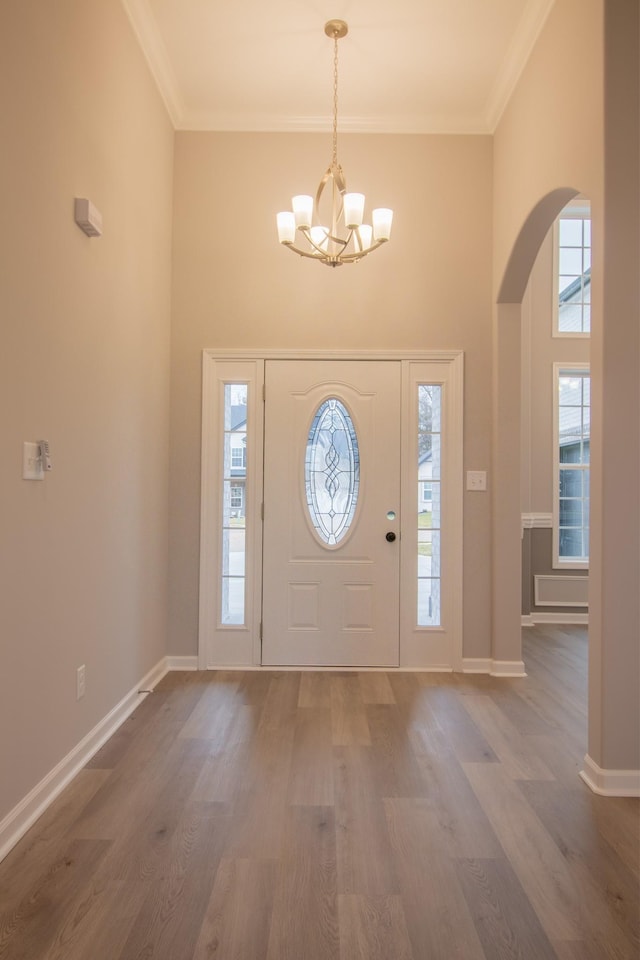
[417,385,441,626]
[231,444,246,469]
[221,383,248,624]
[554,207,591,335]
[554,366,590,567]
[420,481,432,504]
[230,483,244,512]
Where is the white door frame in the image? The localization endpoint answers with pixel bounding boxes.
[198,349,464,670]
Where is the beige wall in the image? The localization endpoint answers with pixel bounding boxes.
[169,132,494,659]
[0,1,174,820]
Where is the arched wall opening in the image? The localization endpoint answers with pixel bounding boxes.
[490,187,583,674]
[520,195,591,625]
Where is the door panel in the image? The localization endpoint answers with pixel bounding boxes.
[262,360,401,666]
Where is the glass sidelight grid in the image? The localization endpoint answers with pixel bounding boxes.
[221,383,248,624]
[417,385,442,626]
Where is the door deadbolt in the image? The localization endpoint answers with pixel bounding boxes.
[385,531,396,542]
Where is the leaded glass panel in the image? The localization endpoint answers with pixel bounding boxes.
[305,398,360,546]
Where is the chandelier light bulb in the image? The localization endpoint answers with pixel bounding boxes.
[275,20,393,267]
[310,226,330,252]
[343,193,365,229]
[372,208,393,242]
[277,211,296,244]
[292,195,313,229]
[356,224,373,251]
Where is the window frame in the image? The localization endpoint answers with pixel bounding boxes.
[552,202,591,339]
[553,363,590,569]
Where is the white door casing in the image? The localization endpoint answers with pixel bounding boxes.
[199,350,463,670]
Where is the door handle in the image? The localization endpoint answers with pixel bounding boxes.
[385,531,396,542]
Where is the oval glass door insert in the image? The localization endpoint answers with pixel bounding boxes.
[305,398,360,545]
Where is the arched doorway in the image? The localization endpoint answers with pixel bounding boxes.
[490,189,581,677]
[520,197,591,624]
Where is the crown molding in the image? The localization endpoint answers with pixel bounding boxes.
[120,0,184,126]
[484,0,556,132]
[177,112,492,135]
[122,0,555,136]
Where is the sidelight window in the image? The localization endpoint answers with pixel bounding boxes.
[417,385,442,626]
[221,383,248,623]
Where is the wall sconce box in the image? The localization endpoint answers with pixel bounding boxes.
[74,198,102,237]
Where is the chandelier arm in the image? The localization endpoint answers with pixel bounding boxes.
[315,165,347,213]
[333,240,387,262]
[282,235,387,264]
[283,244,326,260]
[326,230,349,249]
[301,228,332,256]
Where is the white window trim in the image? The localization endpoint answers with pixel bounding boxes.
[552,362,590,570]
[198,358,264,668]
[552,204,591,339]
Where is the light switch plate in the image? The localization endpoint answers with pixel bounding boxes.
[467,470,487,491]
[23,441,44,480]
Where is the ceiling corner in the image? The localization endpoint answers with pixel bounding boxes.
[120,0,183,128]
[484,0,557,132]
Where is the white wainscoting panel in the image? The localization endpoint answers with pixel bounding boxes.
[534,574,589,607]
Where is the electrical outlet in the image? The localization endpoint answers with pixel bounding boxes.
[76,665,86,700]
[466,470,487,491]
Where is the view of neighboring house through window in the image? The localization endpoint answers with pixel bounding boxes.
[555,209,591,335]
[417,385,441,626]
[554,366,590,566]
[221,384,248,624]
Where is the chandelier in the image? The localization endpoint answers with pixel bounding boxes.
[276,20,393,268]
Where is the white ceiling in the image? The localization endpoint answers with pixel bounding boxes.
[121,0,555,134]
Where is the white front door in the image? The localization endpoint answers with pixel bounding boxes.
[262,360,401,666]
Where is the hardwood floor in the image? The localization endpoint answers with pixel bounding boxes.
[1,626,638,959]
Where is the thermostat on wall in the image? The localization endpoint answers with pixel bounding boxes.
[74,198,102,237]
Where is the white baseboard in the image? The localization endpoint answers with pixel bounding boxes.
[580,754,640,797]
[522,612,589,626]
[462,658,492,673]
[463,658,527,677]
[166,655,198,671]
[0,656,170,865]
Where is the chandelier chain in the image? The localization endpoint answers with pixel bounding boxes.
[332,32,339,168]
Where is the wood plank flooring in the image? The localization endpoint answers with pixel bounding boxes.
[1,626,638,959]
